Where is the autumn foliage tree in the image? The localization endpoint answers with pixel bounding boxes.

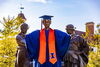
[82,28,100,67]
[0,16,24,67]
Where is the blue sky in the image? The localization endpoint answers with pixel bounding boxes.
[0,0,100,33]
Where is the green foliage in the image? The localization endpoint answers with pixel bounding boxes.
[0,16,24,67]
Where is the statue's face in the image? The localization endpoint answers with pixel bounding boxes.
[66,28,74,34]
[42,20,51,28]
[23,26,28,34]
[21,24,29,34]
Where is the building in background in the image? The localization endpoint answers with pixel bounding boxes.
[75,22,94,35]
[75,22,95,42]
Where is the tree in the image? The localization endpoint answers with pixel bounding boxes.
[97,24,100,33]
[0,16,24,67]
[82,28,100,67]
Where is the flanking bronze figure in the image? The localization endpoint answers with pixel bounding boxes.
[63,24,89,67]
[15,23,31,67]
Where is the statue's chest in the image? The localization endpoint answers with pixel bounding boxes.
[69,36,80,50]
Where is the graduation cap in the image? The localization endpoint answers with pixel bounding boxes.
[39,15,54,29]
[39,15,54,20]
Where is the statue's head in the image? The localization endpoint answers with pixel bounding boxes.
[20,23,29,34]
[65,24,76,34]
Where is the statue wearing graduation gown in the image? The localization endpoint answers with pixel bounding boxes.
[63,24,89,67]
[25,15,70,67]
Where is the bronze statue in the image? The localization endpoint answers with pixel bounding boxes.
[63,24,89,67]
[15,23,31,67]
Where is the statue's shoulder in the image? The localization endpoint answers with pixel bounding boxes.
[75,35,83,39]
[16,34,20,38]
[16,34,22,40]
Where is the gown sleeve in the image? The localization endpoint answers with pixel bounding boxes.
[25,30,40,60]
[54,30,71,59]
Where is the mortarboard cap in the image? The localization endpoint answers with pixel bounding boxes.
[39,15,53,20]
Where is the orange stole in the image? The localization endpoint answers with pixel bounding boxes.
[38,29,57,64]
